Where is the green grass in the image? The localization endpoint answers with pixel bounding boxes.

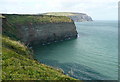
[43,12,76,16]
[2,36,77,80]
[42,12,85,16]
[3,14,73,24]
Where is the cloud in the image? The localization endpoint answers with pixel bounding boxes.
[0,0,118,20]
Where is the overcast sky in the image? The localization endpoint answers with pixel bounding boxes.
[0,0,119,20]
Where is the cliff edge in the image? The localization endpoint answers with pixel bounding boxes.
[42,12,93,22]
[2,14,78,80]
[3,14,78,45]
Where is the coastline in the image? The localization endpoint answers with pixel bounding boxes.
[2,14,78,80]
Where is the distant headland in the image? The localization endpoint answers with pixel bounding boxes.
[42,12,93,22]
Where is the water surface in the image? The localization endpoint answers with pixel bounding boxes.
[33,21,118,80]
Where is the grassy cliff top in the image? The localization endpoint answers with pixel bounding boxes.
[2,14,74,41]
[3,14,73,25]
[42,12,86,16]
[2,36,76,80]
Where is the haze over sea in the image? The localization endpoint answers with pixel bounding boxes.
[33,20,118,80]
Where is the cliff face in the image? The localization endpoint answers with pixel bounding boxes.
[3,14,78,45]
[42,12,93,22]
[17,22,77,45]
[68,13,93,22]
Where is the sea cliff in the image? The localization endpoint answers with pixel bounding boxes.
[3,14,78,45]
[2,14,78,80]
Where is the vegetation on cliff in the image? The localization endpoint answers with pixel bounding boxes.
[43,12,77,16]
[2,36,76,80]
[3,14,73,24]
[3,14,74,40]
[2,14,77,80]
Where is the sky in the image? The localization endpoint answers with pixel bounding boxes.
[0,0,119,20]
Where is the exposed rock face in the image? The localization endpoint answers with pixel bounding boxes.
[68,13,93,22]
[17,22,77,45]
[2,14,78,45]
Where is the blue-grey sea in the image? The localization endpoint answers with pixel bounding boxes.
[33,21,118,80]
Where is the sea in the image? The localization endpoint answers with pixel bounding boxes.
[33,20,118,80]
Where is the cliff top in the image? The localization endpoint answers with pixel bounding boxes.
[3,14,73,25]
[42,12,87,16]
